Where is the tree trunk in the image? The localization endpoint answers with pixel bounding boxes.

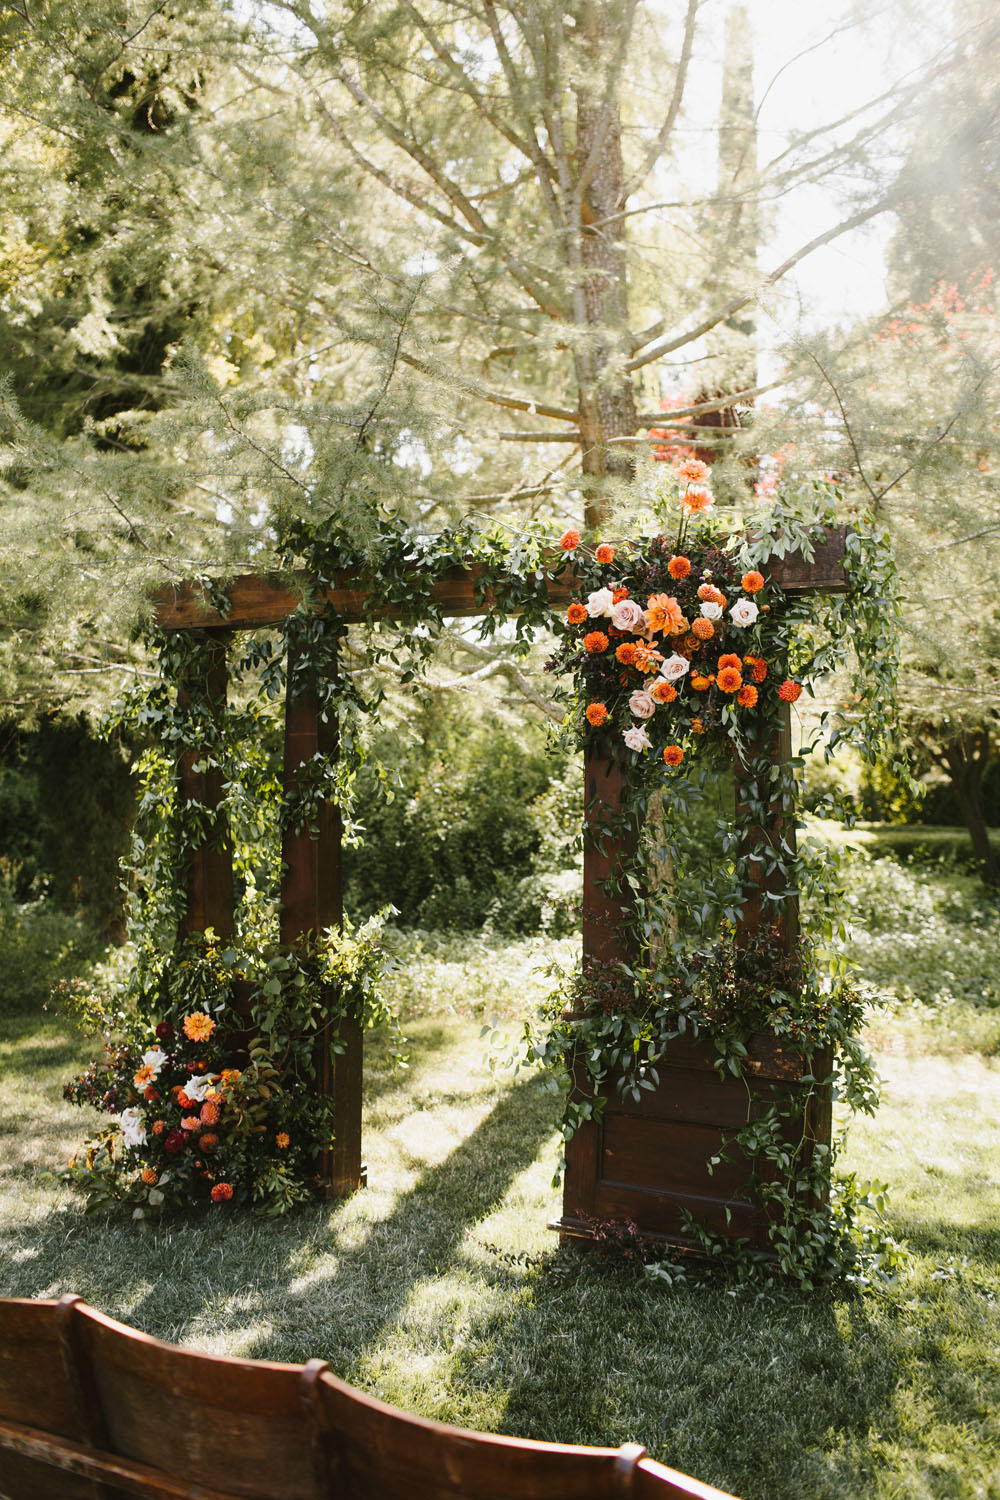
[575,3,638,529]
[939,730,999,886]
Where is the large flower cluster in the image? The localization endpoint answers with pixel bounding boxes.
[557,467,801,765]
[64,1005,305,1213]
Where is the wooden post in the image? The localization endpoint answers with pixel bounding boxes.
[582,751,638,968]
[733,698,799,951]
[280,640,363,1198]
[177,632,234,942]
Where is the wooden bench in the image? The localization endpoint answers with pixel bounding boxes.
[0,1295,738,1500]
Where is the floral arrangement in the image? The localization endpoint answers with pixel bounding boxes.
[63,916,398,1218]
[554,459,802,773]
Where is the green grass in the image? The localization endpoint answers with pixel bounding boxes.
[2,906,1000,1500]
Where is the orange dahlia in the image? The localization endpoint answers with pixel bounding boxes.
[778,680,803,703]
[741,570,765,594]
[200,1101,220,1126]
[615,643,638,666]
[646,594,688,635]
[681,487,714,513]
[560,528,581,551]
[691,617,715,641]
[199,1134,218,1151]
[585,703,609,726]
[737,684,758,707]
[667,554,692,580]
[698,583,726,606]
[612,585,629,603]
[663,745,684,766]
[717,666,743,694]
[690,673,712,691]
[141,1167,158,1186]
[676,458,710,485]
[566,601,588,624]
[595,543,615,564]
[744,655,768,683]
[583,631,609,654]
[210,1183,234,1203]
[717,653,742,672]
[152,1120,166,1136]
[690,718,706,734]
[633,644,664,674]
[651,680,678,703]
[182,1012,215,1043]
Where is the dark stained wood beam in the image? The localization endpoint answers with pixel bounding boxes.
[153,527,847,631]
[280,643,363,1199]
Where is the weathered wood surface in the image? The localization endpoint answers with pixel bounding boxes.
[153,527,847,630]
[582,753,639,968]
[556,1038,832,1252]
[176,634,234,942]
[0,1295,741,1500]
[280,644,362,1197]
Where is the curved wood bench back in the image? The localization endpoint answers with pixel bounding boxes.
[0,1295,738,1500]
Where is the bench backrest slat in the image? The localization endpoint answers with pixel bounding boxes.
[0,1296,740,1500]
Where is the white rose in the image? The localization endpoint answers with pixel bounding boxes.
[611,597,645,633]
[120,1107,147,1149]
[586,587,615,618]
[699,601,723,621]
[730,598,759,627]
[184,1073,215,1103]
[659,653,691,682]
[628,690,656,720]
[623,724,652,752]
[141,1046,167,1077]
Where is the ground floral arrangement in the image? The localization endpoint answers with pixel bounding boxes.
[62,917,396,1218]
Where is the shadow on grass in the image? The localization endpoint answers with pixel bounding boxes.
[443,1262,902,1500]
[0,1066,557,1372]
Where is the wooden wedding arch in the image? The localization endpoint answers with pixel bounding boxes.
[154,527,847,1242]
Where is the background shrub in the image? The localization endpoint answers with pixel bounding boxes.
[0,715,134,938]
[344,707,579,934]
[0,859,103,1018]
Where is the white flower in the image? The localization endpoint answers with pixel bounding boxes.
[611,598,645,633]
[184,1073,215,1103]
[141,1046,167,1077]
[730,598,759,627]
[623,724,652,752]
[699,601,723,621]
[586,587,615,618]
[628,690,656,720]
[659,653,691,682]
[120,1108,147,1149]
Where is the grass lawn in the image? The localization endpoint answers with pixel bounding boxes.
[2,895,1000,1500]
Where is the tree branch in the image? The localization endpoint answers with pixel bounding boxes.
[622,0,700,199]
[626,196,895,370]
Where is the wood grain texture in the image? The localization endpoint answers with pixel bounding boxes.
[176,635,234,943]
[556,1038,832,1255]
[279,648,362,1198]
[582,752,638,968]
[0,1297,741,1500]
